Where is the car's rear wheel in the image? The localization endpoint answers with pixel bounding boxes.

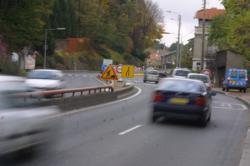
[143,80,146,83]
[244,88,247,93]
[151,114,158,123]
[222,87,225,91]
[155,81,158,84]
[199,114,208,127]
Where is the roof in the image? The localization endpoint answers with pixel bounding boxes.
[162,77,204,84]
[31,69,62,73]
[0,75,25,82]
[195,8,225,20]
[188,73,209,77]
[173,68,191,72]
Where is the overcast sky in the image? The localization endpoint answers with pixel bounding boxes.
[151,0,224,46]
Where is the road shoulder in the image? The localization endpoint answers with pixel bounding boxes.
[213,88,250,166]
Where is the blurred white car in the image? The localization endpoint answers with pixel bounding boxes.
[188,73,213,91]
[26,69,65,91]
[0,75,60,155]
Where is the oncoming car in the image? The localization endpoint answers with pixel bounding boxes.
[151,78,216,126]
[0,75,60,155]
[26,69,65,91]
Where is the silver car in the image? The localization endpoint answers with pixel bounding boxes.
[0,75,60,155]
[143,70,160,84]
[26,69,65,91]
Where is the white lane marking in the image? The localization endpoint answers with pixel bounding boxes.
[118,125,143,136]
[212,101,248,111]
[53,86,142,118]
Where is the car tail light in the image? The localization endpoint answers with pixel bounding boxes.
[153,92,164,102]
[195,96,206,106]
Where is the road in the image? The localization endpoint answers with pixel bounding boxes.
[1,81,250,166]
[63,72,103,88]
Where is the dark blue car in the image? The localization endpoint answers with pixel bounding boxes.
[151,78,216,126]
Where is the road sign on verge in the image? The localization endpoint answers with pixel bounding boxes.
[101,65,118,80]
[122,65,135,78]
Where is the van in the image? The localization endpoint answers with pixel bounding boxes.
[222,68,248,92]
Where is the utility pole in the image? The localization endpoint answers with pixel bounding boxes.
[44,29,48,69]
[78,0,81,37]
[177,14,181,67]
[201,0,206,70]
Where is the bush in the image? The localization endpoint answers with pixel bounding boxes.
[0,60,21,75]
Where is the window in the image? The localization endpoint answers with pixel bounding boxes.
[158,80,203,93]
[189,75,209,83]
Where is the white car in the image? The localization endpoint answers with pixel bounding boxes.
[0,75,60,155]
[26,69,65,91]
[187,73,213,91]
[171,68,191,78]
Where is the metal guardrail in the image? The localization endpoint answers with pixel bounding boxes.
[18,86,114,98]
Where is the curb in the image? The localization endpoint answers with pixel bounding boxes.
[213,89,250,107]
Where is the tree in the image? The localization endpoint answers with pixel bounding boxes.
[0,0,54,50]
[50,0,77,38]
[209,0,250,59]
[180,39,193,69]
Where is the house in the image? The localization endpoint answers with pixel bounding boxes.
[192,8,224,71]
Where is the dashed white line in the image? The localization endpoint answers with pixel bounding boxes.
[118,125,143,136]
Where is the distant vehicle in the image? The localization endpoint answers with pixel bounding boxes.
[144,70,160,84]
[0,75,60,155]
[222,68,248,93]
[151,78,216,126]
[26,69,65,91]
[117,65,122,73]
[188,73,212,91]
[170,68,191,78]
[159,72,167,78]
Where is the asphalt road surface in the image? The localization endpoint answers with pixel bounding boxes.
[1,81,250,166]
[63,72,103,88]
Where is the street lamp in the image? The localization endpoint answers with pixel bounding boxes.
[44,27,66,69]
[166,10,182,68]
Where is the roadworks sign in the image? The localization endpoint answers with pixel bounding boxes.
[122,65,135,78]
[101,65,118,80]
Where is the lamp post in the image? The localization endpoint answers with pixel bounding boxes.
[201,0,207,70]
[44,27,66,69]
[166,10,182,68]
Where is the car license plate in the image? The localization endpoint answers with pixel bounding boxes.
[169,98,189,105]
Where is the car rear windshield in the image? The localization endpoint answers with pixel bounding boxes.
[146,70,159,75]
[158,80,204,93]
[28,71,59,80]
[189,75,209,83]
[175,70,190,77]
